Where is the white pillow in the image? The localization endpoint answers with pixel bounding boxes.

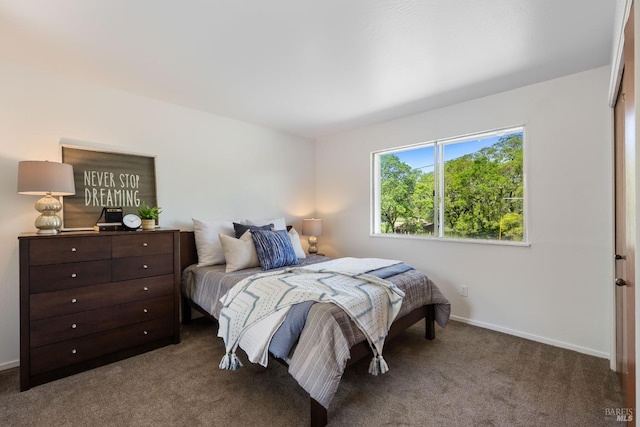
[246,216,287,231]
[219,231,260,272]
[288,227,306,259]
[192,218,235,266]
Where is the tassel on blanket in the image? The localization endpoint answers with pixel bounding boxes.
[368,355,389,376]
[219,352,243,370]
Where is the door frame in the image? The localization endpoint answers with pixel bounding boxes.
[610,0,637,418]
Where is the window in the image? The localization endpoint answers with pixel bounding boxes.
[372,126,525,243]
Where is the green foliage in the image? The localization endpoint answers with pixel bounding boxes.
[500,212,524,241]
[380,154,420,233]
[413,172,435,224]
[379,133,524,241]
[137,202,162,220]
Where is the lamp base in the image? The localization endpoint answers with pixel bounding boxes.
[308,235,318,254]
[34,193,63,234]
[37,228,60,235]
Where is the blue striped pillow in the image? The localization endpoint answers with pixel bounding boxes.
[251,229,299,270]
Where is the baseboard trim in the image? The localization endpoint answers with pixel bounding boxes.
[450,315,610,360]
[0,359,19,371]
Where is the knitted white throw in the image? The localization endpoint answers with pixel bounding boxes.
[217,266,405,375]
[301,257,402,274]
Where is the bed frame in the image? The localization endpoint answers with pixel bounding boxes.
[179,231,435,427]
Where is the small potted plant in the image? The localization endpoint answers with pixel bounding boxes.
[137,202,162,230]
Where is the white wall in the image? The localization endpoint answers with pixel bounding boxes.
[0,60,316,370]
[0,59,613,369]
[316,66,613,358]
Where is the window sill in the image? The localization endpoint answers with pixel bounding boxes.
[370,232,531,247]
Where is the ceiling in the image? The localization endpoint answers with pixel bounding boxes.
[0,1,618,139]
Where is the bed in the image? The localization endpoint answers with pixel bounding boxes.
[179,228,450,426]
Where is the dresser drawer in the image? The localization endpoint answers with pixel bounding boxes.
[30,295,174,348]
[112,253,174,281]
[29,237,112,266]
[30,275,175,320]
[29,260,111,293]
[30,316,174,375]
[112,233,173,258]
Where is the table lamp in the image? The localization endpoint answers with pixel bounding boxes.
[17,160,76,234]
[302,218,323,254]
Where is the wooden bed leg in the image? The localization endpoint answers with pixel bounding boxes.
[425,305,435,340]
[310,398,328,427]
[181,293,192,325]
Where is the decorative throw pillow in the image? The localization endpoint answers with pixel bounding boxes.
[288,227,306,259]
[233,222,273,238]
[245,216,287,231]
[251,229,299,270]
[219,231,260,272]
[192,218,235,266]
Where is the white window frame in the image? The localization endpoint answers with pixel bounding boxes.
[371,125,528,245]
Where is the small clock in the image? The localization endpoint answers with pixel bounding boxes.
[122,213,142,231]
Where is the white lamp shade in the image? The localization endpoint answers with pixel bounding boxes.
[17,161,76,196]
[302,218,323,236]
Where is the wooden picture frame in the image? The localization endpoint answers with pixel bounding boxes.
[61,144,158,230]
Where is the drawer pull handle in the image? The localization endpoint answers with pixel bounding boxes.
[143,242,148,247]
[143,330,148,335]
[71,349,77,354]
[144,308,148,313]
[143,287,149,291]
[143,265,148,269]
[71,248,77,252]
[71,298,77,303]
[71,323,77,329]
[71,273,77,278]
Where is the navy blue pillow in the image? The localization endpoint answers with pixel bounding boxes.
[251,229,299,270]
[233,222,273,238]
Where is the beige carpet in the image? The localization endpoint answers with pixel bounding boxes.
[0,319,624,426]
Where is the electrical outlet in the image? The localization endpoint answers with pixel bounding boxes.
[461,285,469,297]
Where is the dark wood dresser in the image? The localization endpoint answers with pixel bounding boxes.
[18,228,180,391]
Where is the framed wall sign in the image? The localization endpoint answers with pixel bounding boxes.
[61,144,158,230]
